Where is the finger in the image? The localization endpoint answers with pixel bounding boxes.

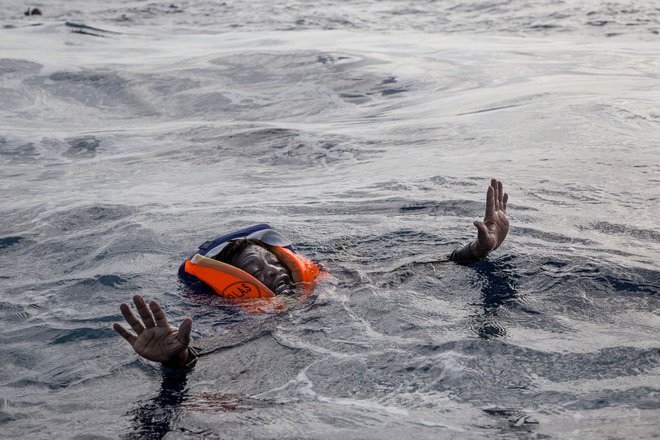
[474,220,489,244]
[149,300,169,328]
[120,303,145,334]
[485,185,495,218]
[113,323,137,345]
[134,295,156,329]
[502,192,509,214]
[497,180,504,210]
[491,178,500,211]
[177,317,193,348]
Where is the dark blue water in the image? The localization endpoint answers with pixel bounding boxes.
[1,1,659,439]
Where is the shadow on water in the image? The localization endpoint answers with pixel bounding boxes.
[126,372,189,440]
[123,329,284,439]
[469,257,521,339]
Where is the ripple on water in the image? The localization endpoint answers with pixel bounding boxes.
[49,327,117,345]
[63,135,100,158]
[0,236,23,250]
[45,70,136,108]
[0,301,32,322]
[163,125,382,168]
[588,221,660,242]
[4,204,135,240]
[0,57,41,74]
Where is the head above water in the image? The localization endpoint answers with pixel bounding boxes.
[181,226,321,301]
[223,240,294,296]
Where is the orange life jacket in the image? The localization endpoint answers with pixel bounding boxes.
[179,224,321,301]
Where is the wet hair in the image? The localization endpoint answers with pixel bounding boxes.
[214,239,267,266]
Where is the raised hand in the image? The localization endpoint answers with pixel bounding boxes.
[113,295,193,367]
[471,178,509,258]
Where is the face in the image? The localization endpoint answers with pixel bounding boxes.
[232,245,294,295]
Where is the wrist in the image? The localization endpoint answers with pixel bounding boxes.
[163,348,190,368]
[470,241,490,259]
[450,241,482,264]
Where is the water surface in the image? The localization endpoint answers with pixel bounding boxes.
[1,1,659,439]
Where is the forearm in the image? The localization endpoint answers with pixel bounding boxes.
[448,241,488,265]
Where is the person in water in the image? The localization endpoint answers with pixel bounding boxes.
[113,179,509,368]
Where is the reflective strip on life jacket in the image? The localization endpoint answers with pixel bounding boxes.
[184,254,275,299]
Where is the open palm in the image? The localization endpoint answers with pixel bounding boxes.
[113,295,192,366]
[472,179,509,257]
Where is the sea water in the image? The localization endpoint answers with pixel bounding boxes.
[1,1,659,439]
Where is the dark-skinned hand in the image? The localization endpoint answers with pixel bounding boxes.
[471,178,509,258]
[113,295,193,367]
